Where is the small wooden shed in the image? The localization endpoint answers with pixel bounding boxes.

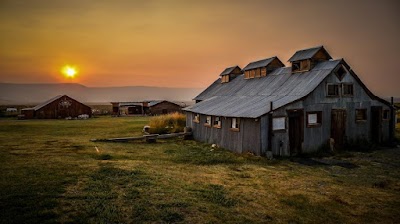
[148,100,182,115]
[111,100,183,116]
[21,95,92,119]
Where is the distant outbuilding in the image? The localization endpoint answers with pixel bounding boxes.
[21,95,92,119]
[111,100,183,116]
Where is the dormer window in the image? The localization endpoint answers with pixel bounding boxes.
[289,46,332,73]
[292,60,311,73]
[220,66,242,83]
[221,75,229,83]
[243,57,284,80]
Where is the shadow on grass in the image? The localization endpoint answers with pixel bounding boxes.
[166,142,243,166]
[290,157,359,169]
[280,194,345,223]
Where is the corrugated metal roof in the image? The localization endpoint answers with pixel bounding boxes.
[184,60,341,118]
[148,100,164,107]
[242,57,276,71]
[220,66,240,76]
[32,95,64,111]
[288,46,332,62]
[119,102,143,107]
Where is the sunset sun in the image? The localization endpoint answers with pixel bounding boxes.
[61,65,78,78]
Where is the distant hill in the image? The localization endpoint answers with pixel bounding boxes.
[0,83,203,105]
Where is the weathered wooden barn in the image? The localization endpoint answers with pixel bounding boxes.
[111,100,182,116]
[148,100,182,115]
[21,95,92,119]
[184,46,395,156]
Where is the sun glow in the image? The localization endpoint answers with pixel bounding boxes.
[61,65,78,78]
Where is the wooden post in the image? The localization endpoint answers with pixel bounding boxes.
[389,97,395,143]
[267,101,273,159]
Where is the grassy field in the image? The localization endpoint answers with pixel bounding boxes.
[0,117,399,223]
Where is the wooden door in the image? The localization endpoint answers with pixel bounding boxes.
[288,110,304,156]
[331,109,346,148]
[371,106,382,143]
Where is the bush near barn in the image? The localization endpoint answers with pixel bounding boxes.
[148,112,186,134]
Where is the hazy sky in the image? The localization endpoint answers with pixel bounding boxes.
[0,0,399,96]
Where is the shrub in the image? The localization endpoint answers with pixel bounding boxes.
[148,112,186,134]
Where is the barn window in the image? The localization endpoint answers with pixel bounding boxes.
[355,109,367,122]
[193,113,200,123]
[342,83,354,96]
[255,68,261,78]
[383,110,390,120]
[306,111,322,127]
[249,70,255,79]
[300,60,310,71]
[261,67,267,76]
[244,71,250,79]
[272,117,286,131]
[205,115,212,127]
[326,84,340,97]
[335,65,347,80]
[221,75,229,83]
[213,116,221,128]
[230,118,240,131]
[292,61,300,72]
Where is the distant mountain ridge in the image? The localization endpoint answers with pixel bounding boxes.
[0,83,203,105]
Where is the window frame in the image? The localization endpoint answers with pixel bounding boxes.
[249,70,255,79]
[355,109,367,122]
[204,115,212,127]
[383,110,390,120]
[213,116,221,128]
[193,113,200,123]
[230,117,240,131]
[335,65,347,81]
[272,117,286,132]
[306,111,322,128]
[326,83,340,97]
[342,83,354,97]
[292,61,301,72]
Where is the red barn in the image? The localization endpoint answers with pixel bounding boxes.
[21,95,92,119]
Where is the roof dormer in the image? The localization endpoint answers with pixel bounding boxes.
[220,65,242,83]
[243,56,284,79]
[288,46,332,73]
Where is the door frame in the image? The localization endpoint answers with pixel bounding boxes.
[371,106,383,143]
[331,109,347,149]
[287,109,304,156]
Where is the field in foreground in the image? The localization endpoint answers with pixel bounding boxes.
[0,117,399,223]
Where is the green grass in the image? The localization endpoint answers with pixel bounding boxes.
[0,117,399,223]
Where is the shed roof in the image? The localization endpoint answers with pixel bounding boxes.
[119,102,143,107]
[220,66,240,76]
[288,46,332,62]
[32,95,64,111]
[242,57,280,71]
[184,60,342,118]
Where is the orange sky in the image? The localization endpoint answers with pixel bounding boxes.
[0,0,399,96]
